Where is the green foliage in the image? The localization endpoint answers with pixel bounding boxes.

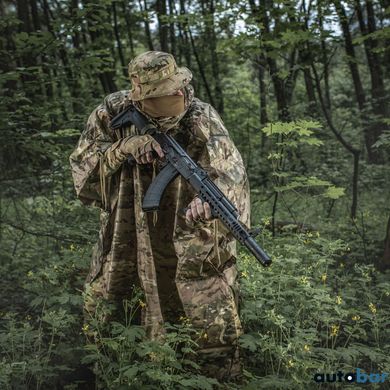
[1,0,390,388]
[372,130,390,151]
[82,296,219,389]
[261,120,345,201]
[238,227,390,389]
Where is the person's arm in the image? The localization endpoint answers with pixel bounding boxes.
[69,102,163,209]
[69,104,115,208]
[186,104,250,229]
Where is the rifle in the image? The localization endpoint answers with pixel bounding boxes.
[110,104,271,267]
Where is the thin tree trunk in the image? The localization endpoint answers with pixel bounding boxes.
[302,65,317,116]
[83,1,117,93]
[43,0,81,111]
[29,0,40,31]
[188,27,215,107]
[70,0,81,49]
[206,0,223,112]
[139,0,154,50]
[333,0,378,163]
[112,1,127,78]
[317,0,331,110]
[168,0,176,56]
[260,0,291,121]
[0,0,17,98]
[355,0,388,163]
[381,215,390,270]
[122,1,135,58]
[297,1,317,116]
[179,0,192,68]
[258,56,268,126]
[17,0,37,86]
[156,0,168,51]
[311,63,360,219]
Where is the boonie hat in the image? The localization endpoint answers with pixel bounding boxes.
[128,51,192,101]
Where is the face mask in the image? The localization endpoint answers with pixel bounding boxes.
[140,95,185,118]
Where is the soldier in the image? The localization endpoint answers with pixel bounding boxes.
[69,51,250,381]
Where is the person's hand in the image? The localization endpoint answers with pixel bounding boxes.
[186,197,213,223]
[121,134,164,164]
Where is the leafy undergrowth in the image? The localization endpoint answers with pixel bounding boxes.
[1,202,389,389]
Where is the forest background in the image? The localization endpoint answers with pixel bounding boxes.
[0,0,389,389]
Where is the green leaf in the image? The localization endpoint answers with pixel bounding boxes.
[324,186,345,199]
[122,366,139,379]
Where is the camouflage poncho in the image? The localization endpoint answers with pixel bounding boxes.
[69,89,250,380]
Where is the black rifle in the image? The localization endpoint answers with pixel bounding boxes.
[110,104,271,267]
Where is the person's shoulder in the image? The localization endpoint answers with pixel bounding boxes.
[185,98,228,141]
[187,98,213,119]
[102,90,131,117]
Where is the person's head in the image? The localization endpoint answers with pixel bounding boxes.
[128,51,192,118]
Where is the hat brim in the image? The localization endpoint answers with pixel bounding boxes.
[131,66,192,101]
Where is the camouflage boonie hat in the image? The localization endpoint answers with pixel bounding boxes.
[128,51,192,101]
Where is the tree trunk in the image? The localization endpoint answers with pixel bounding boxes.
[139,0,154,50]
[355,0,388,163]
[70,0,81,49]
[311,62,360,219]
[317,1,331,110]
[112,1,127,78]
[43,0,82,111]
[259,0,291,121]
[188,27,215,107]
[381,215,390,270]
[179,0,192,68]
[168,0,176,56]
[258,56,268,126]
[0,0,17,98]
[156,0,168,51]
[302,65,317,116]
[83,1,117,94]
[333,0,378,163]
[17,0,38,87]
[122,1,135,58]
[205,0,223,113]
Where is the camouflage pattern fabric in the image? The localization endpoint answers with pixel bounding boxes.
[128,51,192,101]
[69,84,250,381]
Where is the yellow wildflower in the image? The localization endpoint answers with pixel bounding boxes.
[27,271,34,278]
[339,262,344,268]
[330,324,339,337]
[203,332,208,340]
[287,359,294,368]
[148,352,158,361]
[139,300,146,308]
[82,324,89,333]
[304,344,310,352]
[179,316,191,325]
[352,315,360,321]
[241,271,249,279]
[300,276,309,285]
[369,303,377,315]
[70,244,76,251]
[264,218,271,227]
[321,274,327,283]
[336,296,342,305]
